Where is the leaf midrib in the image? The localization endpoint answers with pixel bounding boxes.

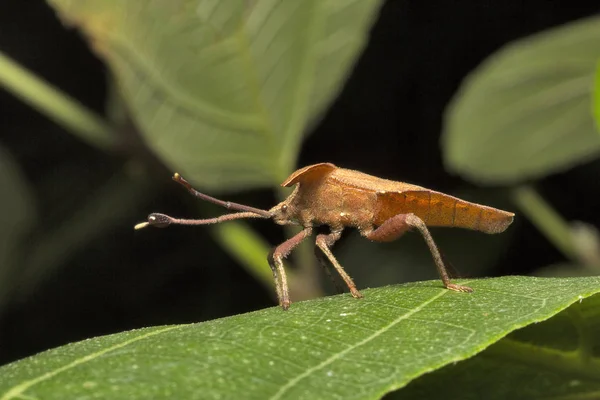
[269,287,452,399]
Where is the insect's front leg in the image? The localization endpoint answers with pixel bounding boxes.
[268,227,313,310]
[267,247,283,308]
[364,213,473,293]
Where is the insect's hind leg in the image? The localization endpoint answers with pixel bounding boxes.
[364,213,473,293]
[315,231,363,299]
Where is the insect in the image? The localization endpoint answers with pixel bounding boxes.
[135,163,514,310]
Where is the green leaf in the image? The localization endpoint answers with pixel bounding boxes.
[47,0,383,191]
[1,277,599,400]
[443,16,600,184]
[0,145,35,310]
[397,294,600,400]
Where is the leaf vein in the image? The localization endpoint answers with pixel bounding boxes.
[269,288,451,399]
[0,326,180,400]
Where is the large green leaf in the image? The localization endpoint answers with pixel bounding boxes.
[1,277,599,400]
[48,0,383,191]
[443,16,600,184]
[398,294,600,400]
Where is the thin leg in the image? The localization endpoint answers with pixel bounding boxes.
[315,231,363,299]
[268,227,313,310]
[365,213,473,293]
[314,234,345,295]
[267,247,283,305]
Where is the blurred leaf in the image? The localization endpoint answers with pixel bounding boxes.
[0,146,35,309]
[397,295,600,400]
[1,277,599,400]
[0,51,114,150]
[443,16,600,184]
[47,0,383,191]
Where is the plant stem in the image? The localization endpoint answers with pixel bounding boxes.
[0,51,115,149]
[512,185,579,262]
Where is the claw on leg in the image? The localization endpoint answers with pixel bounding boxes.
[446,283,473,293]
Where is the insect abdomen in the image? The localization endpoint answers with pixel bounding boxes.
[375,191,514,234]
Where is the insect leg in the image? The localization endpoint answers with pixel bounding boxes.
[364,213,473,293]
[315,231,363,299]
[267,247,283,306]
[269,227,313,310]
[314,232,345,295]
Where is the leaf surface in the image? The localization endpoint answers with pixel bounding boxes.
[1,277,599,400]
[399,294,600,400]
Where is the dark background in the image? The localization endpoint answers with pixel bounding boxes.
[0,1,598,366]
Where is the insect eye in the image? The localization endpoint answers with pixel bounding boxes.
[282,205,288,213]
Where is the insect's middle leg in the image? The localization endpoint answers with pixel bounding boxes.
[268,227,313,310]
[364,213,473,293]
[315,231,363,299]
[314,232,345,295]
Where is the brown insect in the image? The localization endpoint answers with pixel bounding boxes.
[135,163,514,310]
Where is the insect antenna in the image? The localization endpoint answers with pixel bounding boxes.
[172,173,271,217]
[134,173,272,230]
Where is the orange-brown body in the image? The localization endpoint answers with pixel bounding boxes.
[138,162,515,310]
[275,163,514,236]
